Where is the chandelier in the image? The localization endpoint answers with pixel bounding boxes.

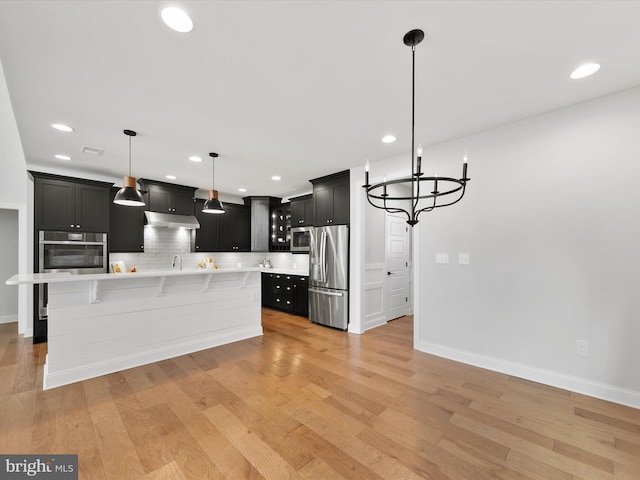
[363,29,470,226]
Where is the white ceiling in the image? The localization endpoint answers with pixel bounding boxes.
[1,1,640,200]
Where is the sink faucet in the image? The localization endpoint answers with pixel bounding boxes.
[172,255,182,271]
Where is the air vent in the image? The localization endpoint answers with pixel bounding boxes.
[81,145,104,156]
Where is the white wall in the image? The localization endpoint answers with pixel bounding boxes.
[412,86,640,408]
[0,59,31,335]
[0,209,18,323]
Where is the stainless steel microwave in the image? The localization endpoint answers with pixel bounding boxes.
[290,226,311,253]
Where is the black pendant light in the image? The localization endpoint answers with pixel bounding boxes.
[113,129,145,206]
[363,29,470,226]
[202,152,225,214]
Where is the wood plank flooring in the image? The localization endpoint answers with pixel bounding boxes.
[1,310,639,479]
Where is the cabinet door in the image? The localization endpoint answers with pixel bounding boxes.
[331,182,350,225]
[293,276,309,317]
[148,186,172,213]
[76,184,110,232]
[291,201,305,226]
[194,199,221,252]
[313,183,334,225]
[234,205,251,251]
[35,178,75,230]
[172,191,194,215]
[109,188,145,252]
[261,273,275,308]
[303,198,314,226]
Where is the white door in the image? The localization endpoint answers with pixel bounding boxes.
[385,213,410,321]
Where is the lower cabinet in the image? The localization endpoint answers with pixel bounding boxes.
[261,273,308,317]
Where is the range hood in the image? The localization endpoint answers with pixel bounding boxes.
[144,211,200,229]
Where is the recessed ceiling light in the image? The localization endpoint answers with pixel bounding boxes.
[54,154,71,161]
[51,123,74,132]
[382,134,396,143]
[271,175,281,181]
[189,156,202,162]
[165,175,177,180]
[570,62,601,80]
[160,7,193,33]
[238,188,247,193]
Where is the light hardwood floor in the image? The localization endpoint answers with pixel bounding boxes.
[1,310,639,479]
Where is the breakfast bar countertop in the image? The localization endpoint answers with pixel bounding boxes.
[5,267,261,285]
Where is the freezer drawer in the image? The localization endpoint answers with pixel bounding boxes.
[309,287,348,330]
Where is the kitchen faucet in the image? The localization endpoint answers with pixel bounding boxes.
[172,255,182,271]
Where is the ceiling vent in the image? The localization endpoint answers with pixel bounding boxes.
[81,145,104,156]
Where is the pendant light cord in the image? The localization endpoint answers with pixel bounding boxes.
[128,135,132,177]
[411,43,418,223]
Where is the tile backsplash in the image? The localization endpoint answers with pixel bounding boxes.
[109,227,308,272]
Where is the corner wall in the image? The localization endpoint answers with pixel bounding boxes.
[0,59,31,335]
[416,86,640,408]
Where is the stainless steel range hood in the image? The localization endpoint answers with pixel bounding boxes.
[144,211,200,229]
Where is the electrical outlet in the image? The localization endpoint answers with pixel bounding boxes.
[435,253,449,264]
[575,340,589,356]
[459,253,471,265]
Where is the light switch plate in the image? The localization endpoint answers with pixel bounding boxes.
[459,253,471,265]
[435,253,449,264]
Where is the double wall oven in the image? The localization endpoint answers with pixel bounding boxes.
[35,231,107,342]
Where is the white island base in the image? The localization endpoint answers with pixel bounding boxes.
[8,269,262,390]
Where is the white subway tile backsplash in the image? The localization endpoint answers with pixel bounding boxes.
[110,226,309,272]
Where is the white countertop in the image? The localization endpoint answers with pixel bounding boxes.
[6,267,261,285]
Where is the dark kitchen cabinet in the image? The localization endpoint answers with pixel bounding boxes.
[194,198,221,252]
[31,172,112,232]
[290,194,314,227]
[219,203,251,251]
[270,203,291,251]
[109,187,145,252]
[261,272,308,317]
[293,275,309,317]
[311,170,350,226]
[138,179,195,215]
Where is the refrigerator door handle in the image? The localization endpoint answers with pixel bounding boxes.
[309,288,344,297]
[320,230,327,283]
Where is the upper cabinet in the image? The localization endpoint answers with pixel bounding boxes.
[138,179,195,215]
[290,194,314,227]
[194,198,221,252]
[310,170,350,226]
[31,172,112,232]
[219,203,251,251]
[109,187,145,253]
[270,203,291,251]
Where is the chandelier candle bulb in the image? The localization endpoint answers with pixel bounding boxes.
[364,159,370,187]
[463,152,468,180]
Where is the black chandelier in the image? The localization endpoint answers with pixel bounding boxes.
[363,29,470,226]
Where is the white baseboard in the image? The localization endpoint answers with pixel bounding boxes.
[0,314,17,324]
[417,340,640,410]
[364,315,387,332]
[44,325,263,390]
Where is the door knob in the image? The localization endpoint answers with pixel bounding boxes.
[387,271,393,276]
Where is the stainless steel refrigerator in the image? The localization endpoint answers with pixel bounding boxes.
[309,225,349,330]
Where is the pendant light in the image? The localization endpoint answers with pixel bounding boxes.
[202,152,225,214]
[113,129,145,206]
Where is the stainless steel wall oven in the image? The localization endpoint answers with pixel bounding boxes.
[35,231,107,342]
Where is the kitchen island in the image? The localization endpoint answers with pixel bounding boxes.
[6,268,262,390]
